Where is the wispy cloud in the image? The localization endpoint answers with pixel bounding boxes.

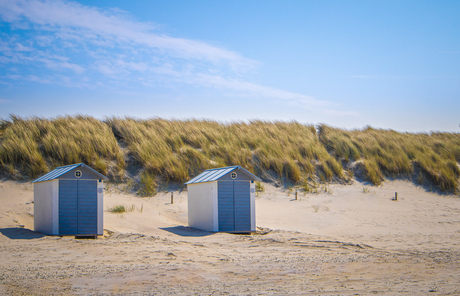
[0,0,356,116]
[15,43,34,51]
[5,73,51,83]
[0,0,255,70]
[0,39,85,73]
[189,74,359,116]
[350,74,453,80]
[41,59,85,73]
[188,74,333,108]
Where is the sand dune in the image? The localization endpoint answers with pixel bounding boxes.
[1,179,460,295]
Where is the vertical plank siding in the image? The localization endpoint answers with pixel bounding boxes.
[77,180,98,234]
[58,179,98,235]
[218,181,251,232]
[218,181,235,231]
[59,180,78,235]
[234,181,251,231]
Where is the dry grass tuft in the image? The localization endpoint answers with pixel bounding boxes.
[138,171,157,197]
[1,115,459,193]
[109,205,126,213]
[319,124,460,192]
[0,115,124,179]
[107,118,335,183]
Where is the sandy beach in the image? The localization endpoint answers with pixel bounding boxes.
[1,179,460,295]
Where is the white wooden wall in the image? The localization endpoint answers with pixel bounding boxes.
[187,181,218,232]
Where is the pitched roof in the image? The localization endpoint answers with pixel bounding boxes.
[185,165,261,185]
[31,163,108,183]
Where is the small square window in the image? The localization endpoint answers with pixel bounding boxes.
[231,172,237,179]
[75,170,82,178]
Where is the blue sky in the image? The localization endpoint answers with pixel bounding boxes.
[1,0,459,132]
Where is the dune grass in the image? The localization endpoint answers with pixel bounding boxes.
[1,115,459,193]
[0,115,124,179]
[138,171,157,197]
[319,125,460,192]
[107,118,340,184]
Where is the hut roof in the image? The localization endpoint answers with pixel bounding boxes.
[185,165,261,185]
[31,163,108,183]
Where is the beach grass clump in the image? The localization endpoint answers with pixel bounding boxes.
[109,205,126,213]
[319,124,460,192]
[2,115,458,193]
[108,118,192,182]
[138,171,157,197]
[244,121,337,181]
[109,204,139,213]
[255,181,265,193]
[0,115,124,179]
[0,116,50,178]
[108,118,339,184]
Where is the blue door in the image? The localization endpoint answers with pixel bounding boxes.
[234,181,251,231]
[59,180,97,235]
[218,181,251,231]
[218,181,234,231]
[59,180,78,235]
[77,180,98,234]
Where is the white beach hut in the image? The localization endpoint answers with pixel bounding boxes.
[32,163,107,237]
[185,166,261,233]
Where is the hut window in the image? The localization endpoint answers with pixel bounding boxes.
[231,172,237,179]
[75,170,82,178]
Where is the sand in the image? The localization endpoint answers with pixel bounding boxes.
[1,179,460,295]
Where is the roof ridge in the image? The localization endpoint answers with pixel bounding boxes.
[204,165,239,171]
[56,163,83,169]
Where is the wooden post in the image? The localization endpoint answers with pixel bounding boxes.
[295,190,298,200]
[394,192,398,201]
[171,192,174,204]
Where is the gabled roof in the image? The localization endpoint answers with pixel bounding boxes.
[31,163,108,183]
[185,165,262,185]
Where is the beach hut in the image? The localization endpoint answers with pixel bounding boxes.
[32,163,107,237]
[185,165,261,233]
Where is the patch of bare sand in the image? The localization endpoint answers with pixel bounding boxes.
[257,180,460,250]
[1,179,460,295]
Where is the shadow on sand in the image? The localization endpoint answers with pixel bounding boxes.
[160,226,214,237]
[0,227,46,239]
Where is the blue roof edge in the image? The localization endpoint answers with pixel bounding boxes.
[185,165,262,185]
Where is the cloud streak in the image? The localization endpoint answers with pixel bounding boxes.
[0,0,255,70]
[190,74,333,108]
[0,0,357,116]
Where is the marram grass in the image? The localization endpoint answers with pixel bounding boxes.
[1,115,459,193]
[0,115,124,179]
[107,118,337,184]
[319,124,460,192]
